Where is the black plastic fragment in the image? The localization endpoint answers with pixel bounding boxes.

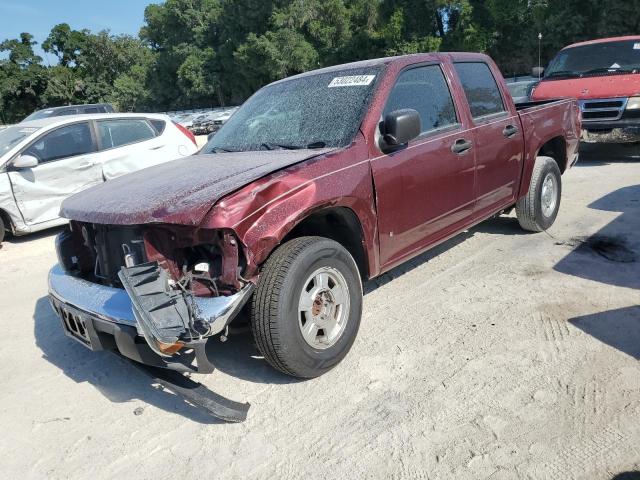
[133,362,250,423]
[119,262,190,356]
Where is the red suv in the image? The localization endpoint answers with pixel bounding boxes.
[532,36,640,144]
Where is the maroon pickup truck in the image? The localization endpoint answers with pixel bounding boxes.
[49,53,580,380]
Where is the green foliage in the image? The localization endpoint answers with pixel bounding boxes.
[1,0,640,121]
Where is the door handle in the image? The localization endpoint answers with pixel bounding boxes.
[451,138,472,155]
[77,161,94,169]
[503,125,519,138]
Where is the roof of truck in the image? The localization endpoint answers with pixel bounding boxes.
[272,52,489,85]
[564,35,640,49]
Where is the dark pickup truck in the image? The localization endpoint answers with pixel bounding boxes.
[49,53,581,380]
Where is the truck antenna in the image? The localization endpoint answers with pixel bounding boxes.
[538,33,543,78]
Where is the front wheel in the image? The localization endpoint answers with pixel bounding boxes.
[250,236,363,378]
[516,156,562,232]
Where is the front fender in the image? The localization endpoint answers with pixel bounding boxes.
[201,146,379,279]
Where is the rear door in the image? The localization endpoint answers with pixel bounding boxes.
[371,62,476,268]
[91,118,173,180]
[8,121,102,225]
[452,62,523,217]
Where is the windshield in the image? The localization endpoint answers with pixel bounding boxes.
[202,66,383,153]
[23,109,57,122]
[0,126,39,157]
[507,79,537,98]
[545,40,640,79]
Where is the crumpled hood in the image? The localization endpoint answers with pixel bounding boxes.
[61,149,334,226]
[532,74,640,100]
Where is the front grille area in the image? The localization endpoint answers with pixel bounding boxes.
[53,302,91,345]
[91,225,147,287]
[60,223,148,287]
[579,98,628,122]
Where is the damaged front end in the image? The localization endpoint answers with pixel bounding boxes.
[50,221,254,374]
[119,261,253,361]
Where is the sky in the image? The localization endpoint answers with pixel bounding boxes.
[0,0,153,63]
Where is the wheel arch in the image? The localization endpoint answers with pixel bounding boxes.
[536,136,568,173]
[280,206,370,280]
[0,208,13,235]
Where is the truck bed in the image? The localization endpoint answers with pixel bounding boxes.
[515,97,581,197]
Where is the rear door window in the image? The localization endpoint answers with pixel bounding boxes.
[25,122,95,162]
[454,62,506,118]
[96,119,157,149]
[83,107,99,114]
[384,64,458,134]
[149,119,167,134]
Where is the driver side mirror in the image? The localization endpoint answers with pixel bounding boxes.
[382,109,421,146]
[12,154,39,169]
[532,66,545,78]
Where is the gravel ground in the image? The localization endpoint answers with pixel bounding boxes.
[1,144,639,480]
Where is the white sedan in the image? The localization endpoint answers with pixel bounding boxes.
[0,113,198,243]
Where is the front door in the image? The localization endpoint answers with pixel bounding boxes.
[8,121,102,225]
[371,63,476,269]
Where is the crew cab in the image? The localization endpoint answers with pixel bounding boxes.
[531,36,640,144]
[49,53,580,379]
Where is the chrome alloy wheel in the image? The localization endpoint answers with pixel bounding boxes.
[541,172,558,218]
[298,266,350,349]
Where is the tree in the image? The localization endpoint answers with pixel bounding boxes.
[0,33,47,123]
[2,0,640,121]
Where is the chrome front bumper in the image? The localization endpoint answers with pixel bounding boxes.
[49,264,141,330]
[48,264,253,334]
[48,264,254,372]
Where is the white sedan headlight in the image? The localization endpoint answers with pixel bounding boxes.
[627,97,640,110]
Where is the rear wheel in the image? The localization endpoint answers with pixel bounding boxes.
[516,156,562,232]
[0,219,5,244]
[250,236,363,378]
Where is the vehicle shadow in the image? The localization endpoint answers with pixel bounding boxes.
[569,306,640,360]
[471,215,530,236]
[611,472,640,480]
[204,326,300,385]
[33,296,230,424]
[577,142,640,166]
[3,225,64,245]
[553,184,640,289]
[555,184,640,359]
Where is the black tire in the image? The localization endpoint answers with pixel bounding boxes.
[250,236,363,378]
[0,219,5,245]
[516,156,562,232]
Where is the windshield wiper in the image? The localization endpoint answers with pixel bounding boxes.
[544,70,581,79]
[207,146,237,153]
[260,141,327,151]
[582,67,637,75]
[260,142,303,150]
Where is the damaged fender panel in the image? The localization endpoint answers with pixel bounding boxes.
[0,173,25,233]
[119,262,254,357]
[202,140,381,278]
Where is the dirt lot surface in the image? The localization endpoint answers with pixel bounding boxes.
[1,145,639,480]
